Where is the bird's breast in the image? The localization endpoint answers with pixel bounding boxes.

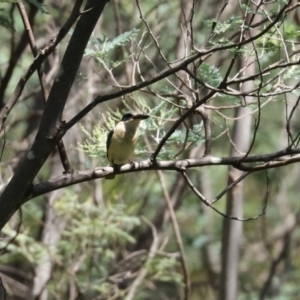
[107,124,138,165]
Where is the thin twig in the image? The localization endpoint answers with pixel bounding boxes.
[0,208,23,253]
[211,172,251,204]
[286,94,300,147]
[181,171,266,221]
[259,233,291,300]
[202,0,229,49]
[240,23,263,161]
[125,216,159,300]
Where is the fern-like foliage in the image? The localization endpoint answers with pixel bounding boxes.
[0,0,17,3]
[85,28,140,68]
[101,28,140,52]
[27,0,48,14]
[0,0,47,32]
[0,2,15,32]
[0,12,14,32]
[197,62,222,87]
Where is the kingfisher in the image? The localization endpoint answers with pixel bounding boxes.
[106,112,149,179]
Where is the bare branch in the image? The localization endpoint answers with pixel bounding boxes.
[29,146,300,201]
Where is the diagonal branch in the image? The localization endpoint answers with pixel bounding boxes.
[181,171,266,221]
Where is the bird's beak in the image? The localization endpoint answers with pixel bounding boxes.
[132,113,149,120]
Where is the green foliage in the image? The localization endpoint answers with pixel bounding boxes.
[283,23,300,40]
[50,192,142,295]
[240,4,255,14]
[56,195,140,248]
[27,0,48,14]
[0,0,17,3]
[101,28,140,52]
[209,37,233,47]
[0,226,49,265]
[148,256,182,283]
[78,121,108,161]
[0,8,14,32]
[0,199,141,282]
[256,34,281,54]
[211,16,244,34]
[284,65,300,80]
[197,62,222,87]
[85,28,140,68]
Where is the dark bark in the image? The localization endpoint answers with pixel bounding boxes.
[0,0,110,230]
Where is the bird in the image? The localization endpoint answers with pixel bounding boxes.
[106,112,149,179]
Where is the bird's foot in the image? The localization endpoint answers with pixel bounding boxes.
[128,159,136,167]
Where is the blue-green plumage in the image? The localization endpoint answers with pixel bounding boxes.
[106,112,149,179]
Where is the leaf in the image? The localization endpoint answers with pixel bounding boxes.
[197,62,222,87]
[0,0,18,3]
[27,0,48,14]
[101,28,140,53]
[0,13,14,32]
[85,28,139,67]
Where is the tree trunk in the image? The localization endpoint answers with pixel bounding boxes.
[218,60,254,300]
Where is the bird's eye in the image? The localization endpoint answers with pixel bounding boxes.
[121,113,133,121]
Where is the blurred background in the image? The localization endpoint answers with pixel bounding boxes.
[0,0,300,299]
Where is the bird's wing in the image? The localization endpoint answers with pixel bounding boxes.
[106,129,114,159]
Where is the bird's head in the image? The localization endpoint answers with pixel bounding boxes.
[116,112,149,134]
[121,111,149,122]
[120,111,149,129]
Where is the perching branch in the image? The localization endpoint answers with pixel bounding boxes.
[28,146,300,202]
